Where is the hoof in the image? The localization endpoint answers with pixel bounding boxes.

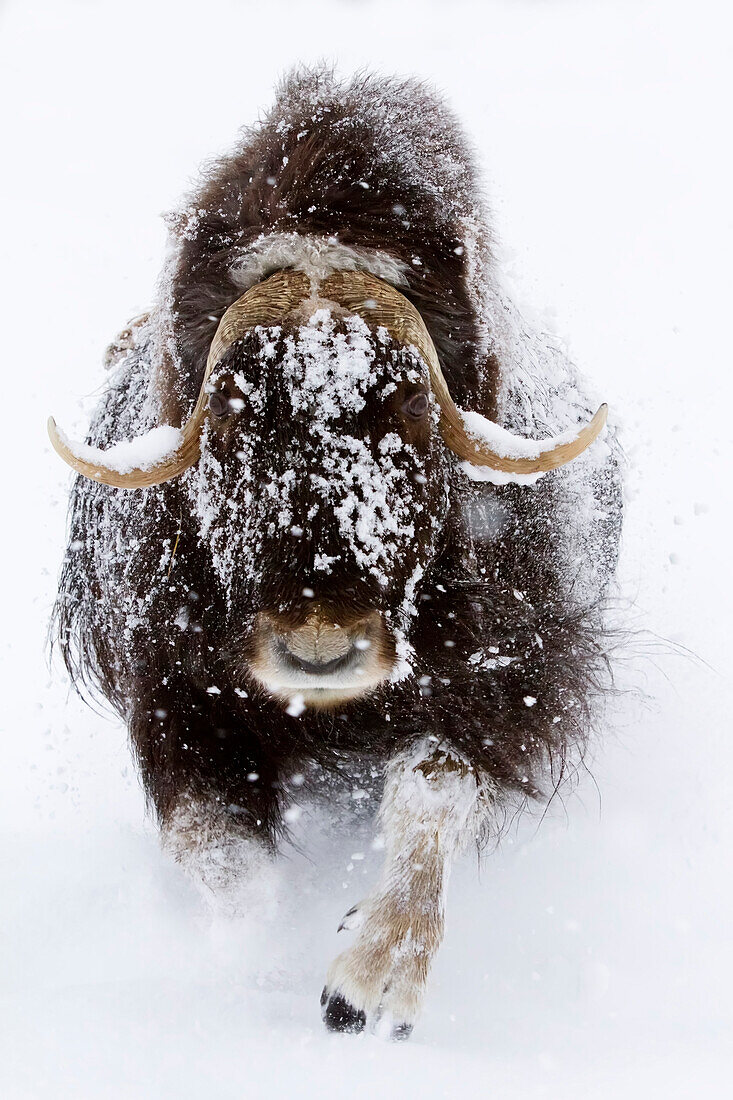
[373,1009,414,1043]
[321,987,413,1040]
[337,903,364,932]
[390,1021,413,1042]
[321,989,367,1035]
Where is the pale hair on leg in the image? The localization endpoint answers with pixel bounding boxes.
[322,740,496,1038]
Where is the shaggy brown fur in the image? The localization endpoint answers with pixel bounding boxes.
[162,67,498,418]
[55,66,621,832]
[53,69,622,1015]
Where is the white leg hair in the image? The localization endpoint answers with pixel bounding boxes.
[322,740,495,1039]
[161,794,278,919]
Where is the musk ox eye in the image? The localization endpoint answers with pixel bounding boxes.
[402,391,429,419]
[208,391,230,418]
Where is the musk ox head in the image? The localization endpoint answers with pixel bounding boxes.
[48,269,607,710]
[189,307,449,708]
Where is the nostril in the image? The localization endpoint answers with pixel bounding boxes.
[275,641,358,676]
[252,609,386,696]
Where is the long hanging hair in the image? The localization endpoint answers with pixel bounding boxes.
[52,65,622,838]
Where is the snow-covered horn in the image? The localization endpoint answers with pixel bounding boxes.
[47,270,312,489]
[48,266,607,489]
[320,269,608,476]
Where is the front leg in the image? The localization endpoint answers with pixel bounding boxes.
[128,677,282,917]
[321,741,493,1039]
[162,792,278,918]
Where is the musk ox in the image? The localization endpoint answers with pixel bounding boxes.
[50,66,621,1039]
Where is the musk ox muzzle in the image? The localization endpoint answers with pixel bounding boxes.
[248,606,394,708]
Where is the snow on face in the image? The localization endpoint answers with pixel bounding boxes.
[184,309,447,616]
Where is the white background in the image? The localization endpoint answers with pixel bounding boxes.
[1,1,731,1096]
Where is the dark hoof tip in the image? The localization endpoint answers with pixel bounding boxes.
[337,905,358,932]
[390,1022,413,1042]
[322,991,367,1035]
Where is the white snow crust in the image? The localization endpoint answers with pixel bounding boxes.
[55,422,182,473]
[461,407,585,461]
[188,309,428,601]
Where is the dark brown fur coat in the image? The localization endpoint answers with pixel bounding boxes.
[54,66,622,842]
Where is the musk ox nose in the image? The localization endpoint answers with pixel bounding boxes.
[277,619,358,677]
[248,608,393,708]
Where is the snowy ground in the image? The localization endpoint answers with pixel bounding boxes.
[1,0,732,1096]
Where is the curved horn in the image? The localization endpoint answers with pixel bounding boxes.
[321,270,608,475]
[49,265,606,488]
[47,270,311,489]
[47,416,199,490]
